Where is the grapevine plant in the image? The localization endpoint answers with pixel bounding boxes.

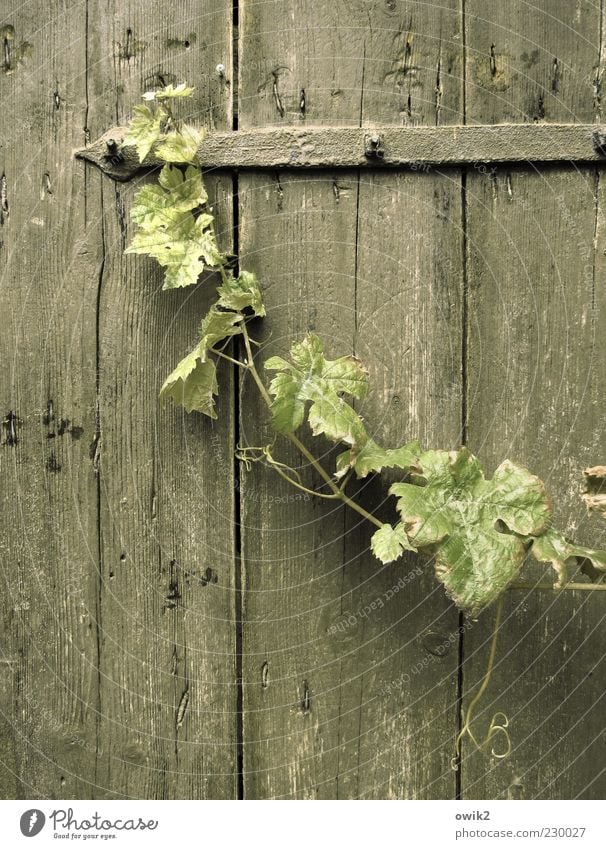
[119,84,606,761]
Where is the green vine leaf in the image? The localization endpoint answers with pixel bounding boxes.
[530,529,606,588]
[217,271,266,316]
[130,164,207,231]
[390,449,551,614]
[160,350,218,417]
[157,163,206,207]
[122,103,168,162]
[336,438,421,479]
[143,83,195,100]
[199,307,243,349]
[371,523,416,564]
[123,85,200,164]
[160,307,243,416]
[156,125,204,163]
[307,393,368,447]
[265,333,368,440]
[125,138,220,290]
[126,162,221,290]
[126,215,222,289]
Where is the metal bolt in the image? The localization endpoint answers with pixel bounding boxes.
[365,133,384,159]
[105,138,124,166]
[216,63,225,76]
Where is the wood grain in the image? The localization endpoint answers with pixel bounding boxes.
[237,170,359,799]
[339,168,464,799]
[0,0,238,800]
[465,0,600,124]
[462,1,606,799]
[239,0,463,127]
[84,0,238,799]
[238,0,465,799]
[0,0,100,798]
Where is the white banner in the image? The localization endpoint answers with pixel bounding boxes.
[0,800,603,848]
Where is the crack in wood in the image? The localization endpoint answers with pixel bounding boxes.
[272,70,285,118]
[2,410,19,446]
[0,172,8,223]
[300,680,311,715]
[176,687,189,730]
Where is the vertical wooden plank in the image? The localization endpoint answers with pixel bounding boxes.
[84,0,237,798]
[339,168,464,799]
[463,2,606,798]
[239,0,465,798]
[465,1,599,124]
[0,1,100,797]
[237,171,358,800]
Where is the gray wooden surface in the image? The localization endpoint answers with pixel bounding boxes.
[1,0,238,800]
[0,0,604,800]
[462,0,606,799]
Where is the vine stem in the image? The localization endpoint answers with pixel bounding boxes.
[269,461,342,500]
[238,321,384,530]
[455,595,511,762]
[509,581,606,592]
[211,348,247,367]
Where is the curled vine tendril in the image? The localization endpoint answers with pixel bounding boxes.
[236,443,345,499]
[452,596,511,769]
[486,712,512,759]
[235,444,272,472]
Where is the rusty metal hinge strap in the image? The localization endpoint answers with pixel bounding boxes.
[76,124,606,182]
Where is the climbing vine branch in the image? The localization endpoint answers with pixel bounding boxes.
[113,83,606,761]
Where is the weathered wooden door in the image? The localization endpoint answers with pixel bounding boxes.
[1,1,604,800]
